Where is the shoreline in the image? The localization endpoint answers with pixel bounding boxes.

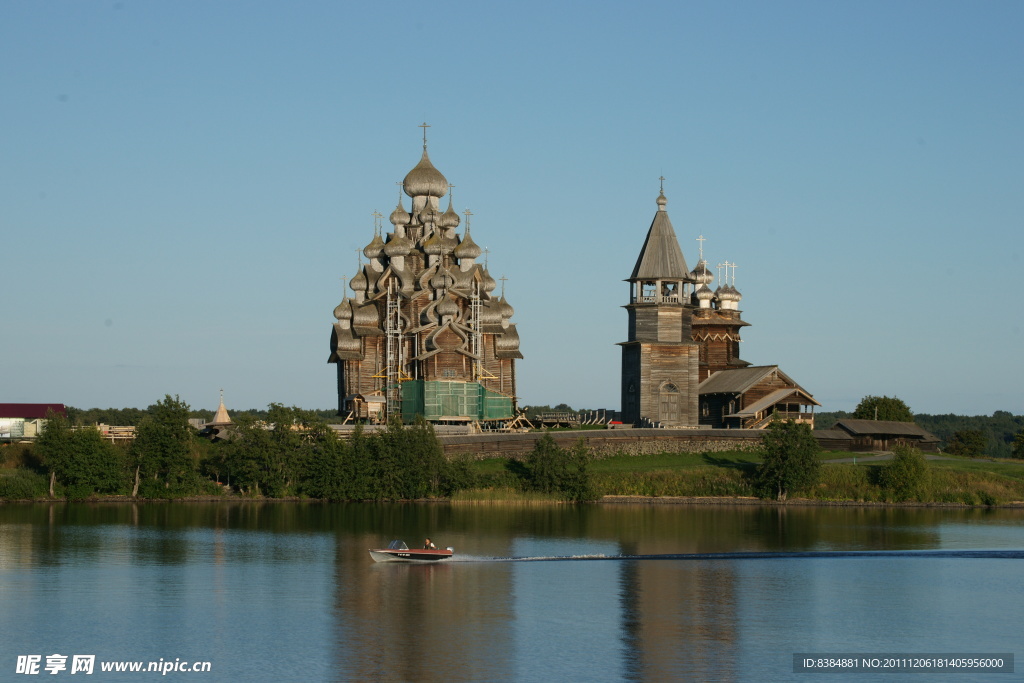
[3,494,1024,509]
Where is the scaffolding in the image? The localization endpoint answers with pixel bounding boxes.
[470,283,482,379]
[382,280,412,419]
[469,283,496,382]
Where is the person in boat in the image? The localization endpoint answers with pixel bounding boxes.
[423,538,436,549]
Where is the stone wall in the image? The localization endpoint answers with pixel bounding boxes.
[438,428,767,460]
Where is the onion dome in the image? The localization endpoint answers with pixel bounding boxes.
[352,301,379,327]
[481,270,497,293]
[497,296,514,319]
[363,233,385,260]
[389,200,411,227]
[454,230,481,260]
[437,293,459,318]
[720,284,739,301]
[438,233,458,254]
[419,205,439,226]
[403,149,448,198]
[656,190,667,210]
[422,231,444,256]
[691,260,714,286]
[430,266,455,290]
[333,298,353,321]
[350,269,368,293]
[383,234,413,257]
[695,284,715,303]
[439,199,460,229]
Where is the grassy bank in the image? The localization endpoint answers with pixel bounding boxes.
[464,450,1024,506]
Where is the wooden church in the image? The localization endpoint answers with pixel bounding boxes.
[621,183,819,428]
[329,127,521,423]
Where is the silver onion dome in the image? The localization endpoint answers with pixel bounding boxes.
[497,296,514,319]
[454,230,481,260]
[437,293,459,317]
[691,260,714,286]
[439,199,460,229]
[389,200,411,227]
[422,232,444,256]
[350,269,368,293]
[363,233,385,259]
[333,299,353,321]
[403,149,448,198]
[383,234,413,257]
[430,266,455,290]
[481,270,497,293]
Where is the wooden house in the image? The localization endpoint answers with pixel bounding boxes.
[697,365,820,429]
[831,419,940,452]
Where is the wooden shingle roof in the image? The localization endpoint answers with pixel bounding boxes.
[699,366,790,395]
[628,193,691,281]
[834,419,939,442]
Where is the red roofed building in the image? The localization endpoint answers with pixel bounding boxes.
[0,404,66,441]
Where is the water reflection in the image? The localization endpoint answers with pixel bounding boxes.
[0,502,1021,682]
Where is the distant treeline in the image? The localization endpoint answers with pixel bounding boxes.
[3,397,598,502]
[816,410,1024,459]
[66,406,340,426]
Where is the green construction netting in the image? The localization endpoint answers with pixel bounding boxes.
[399,380,513,422]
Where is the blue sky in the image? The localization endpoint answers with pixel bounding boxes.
[2,1,1021,416]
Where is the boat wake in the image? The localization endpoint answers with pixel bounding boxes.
[447,549,1024,563]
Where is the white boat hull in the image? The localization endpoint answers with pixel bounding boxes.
[369,548,453,563]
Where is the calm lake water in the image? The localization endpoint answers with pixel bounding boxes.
[1,502,1022,681]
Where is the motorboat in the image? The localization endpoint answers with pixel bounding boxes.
[369,540,454,563]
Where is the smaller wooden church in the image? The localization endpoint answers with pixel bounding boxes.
[621,184,819,428]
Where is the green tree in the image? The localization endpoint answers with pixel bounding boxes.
[224,414,276,496]
[301,427,348,499]
[517,433,598,502]
[754,420,821,501]
[130,395,199,497]
[522,432,567,494]
[562,438,599,503]
[1012,430,1024,459]
[852,395,913,422]
[342,425,375,499]
[35,411,127,499]
[265,404,320,496]
[35,410,75,497]
[945,429,988,457]
[878,445,929,500]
